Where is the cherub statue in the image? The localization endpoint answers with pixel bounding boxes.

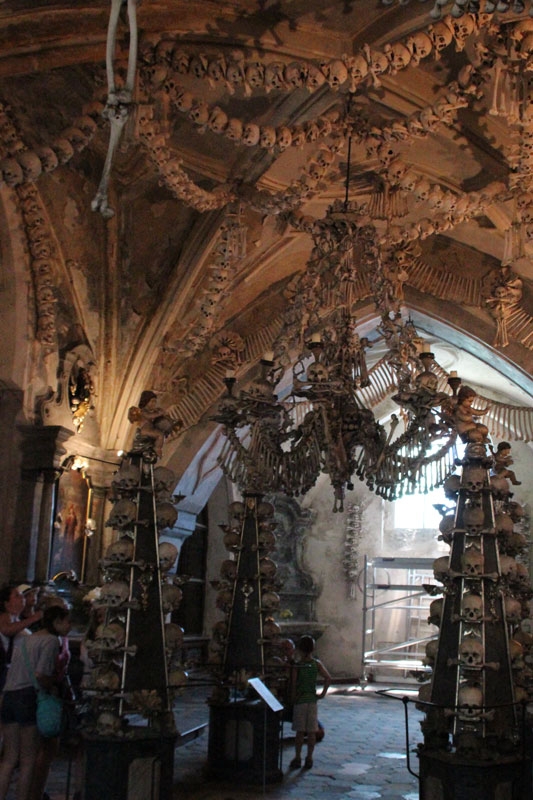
[453,385,491,444]
[491,441,521,485]
[128,391,182,458]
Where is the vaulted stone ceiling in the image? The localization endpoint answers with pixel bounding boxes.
[2,1,533,494]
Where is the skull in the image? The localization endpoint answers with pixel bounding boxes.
[173,88,194,113]
[105,537,134,563]
[16,150,42,182]
[96,712,122,737]
[321,59,348,90]
[161,583,183,614]
[499,554,518,581]
[228,501,245,519]
[307,362,329,382]
[261,591,280,611]
[276,126,292,151]
[208,106,228,135]
[245,62,265,89]
[443,474,461,499]
[459,635,484,667]
[159,541,179,572]
[259,126,276,149]
[263,618,281,638]
[225,118,243,142]
[257,529,275,552]
[155,38,174,66]
[189,53,208,79]
[223,529,242,550]
[461,548,484,576]
[306,64,327,90]
[92,667,121,691]
[94,622,126,650]
[284,62,305,88]
[405,31,433,64]
[414,179,432,202]
[291,125,306,147]
[242,123,260,147]
[399,170,419,193]
[257,501,275,519]
[215,589,233,613]
[347,54,369,85]
[153,466,176,499]
[505,597,522,624]
[156,502,178,531]
[429,21,454,54]
[452,13,476,50]
[424,638,439,666]
[438,514,455,544]
[428,598,443,626]
[51,138,74,164]
[35,145,59,173]
[416,681,432,710]
[188,101,209,126]
[515,562,529,586]
[509,638,524,667]
[458,683,483,720]
[100,580,130,607]
[171,49,190,74]
[106,498,137,530]
[386,42,412,73]
[387,158,409,184]
[494,512,514,536]
[463,466,486,494]
[259,557,277,579]
[0,157,23,186]
[433,555,450,582]
[264,62,286,92]
[63,126,90,152]
[164,622,184,652]
[463,504,485,535]
[220,559,237,581]
[112,463,140,494]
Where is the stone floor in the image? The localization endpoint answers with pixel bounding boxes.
[36,682,423,800]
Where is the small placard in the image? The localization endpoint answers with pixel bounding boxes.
[248,677,284,713]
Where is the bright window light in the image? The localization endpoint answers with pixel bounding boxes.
[394,486,450,530]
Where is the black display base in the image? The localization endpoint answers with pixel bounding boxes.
[419,750,533,800]
[82,728,177,800]
[207,700,283,784]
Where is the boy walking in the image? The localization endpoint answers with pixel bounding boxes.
[289,635,331,770]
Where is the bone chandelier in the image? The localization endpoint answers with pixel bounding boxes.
[213,193,462,510]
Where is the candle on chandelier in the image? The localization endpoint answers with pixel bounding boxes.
[450,371,458,378]
[225,369,236,379]
[310,333,322,343]
[262,351,274,362]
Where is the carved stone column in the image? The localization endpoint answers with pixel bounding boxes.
[15,424,73,582]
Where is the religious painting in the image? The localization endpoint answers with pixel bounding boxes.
[50,468,90,580]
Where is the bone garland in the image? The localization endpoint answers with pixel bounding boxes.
[92,0,139,218]
[343,502,364,598]
[144,73,345,152]
[159,210,245,362]
[136,107,234,212]
[138,11,487,102]
[17,183,59,350]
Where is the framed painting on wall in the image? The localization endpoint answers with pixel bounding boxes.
[50,467,90,580]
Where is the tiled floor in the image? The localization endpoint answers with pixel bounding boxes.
[37,683,423,800]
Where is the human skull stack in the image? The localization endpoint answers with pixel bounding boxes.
[418,429,532,796]
[208,496,286,701]
[87,429,184,738]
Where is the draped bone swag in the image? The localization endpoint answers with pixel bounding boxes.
[3,2,533,560]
